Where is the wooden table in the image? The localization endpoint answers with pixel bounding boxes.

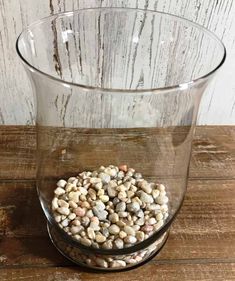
[0,126,234,281]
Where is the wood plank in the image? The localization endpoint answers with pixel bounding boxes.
[0,263,235,281]
[0,179,234,267]
[0,126,234,180]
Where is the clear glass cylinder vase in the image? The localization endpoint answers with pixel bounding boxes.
[16,8,225,271]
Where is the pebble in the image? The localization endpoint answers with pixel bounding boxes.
[119,165,128,172]
[52,198,59,210]
[96,258,108,268]
[80,237,92,246]
[70,225,82,234]
[119,230,127,239]
[136,231,145,241]
[68,191,80,203]
[102,240,113,249]
[57,207,70,216]
[95,233,106,243]
[124,235,137,244]
[148,217,157,225]
[74,207,86,217]
[127,202,140,213]
[151,189,160,199]
[140,191,154,204]
[61,218,69,227]
[57,179,67,188]
[110,260,126,268]
[86,228,95,240]
[116,202,126,212]
[98,173,111,184]
[124,225,136,236]
[54,187,66,196]
[68,213,76,220]
[69,200,78,208]
[114,238,124,249]
[156,195,169,205]
[109,213,119,223]
[89,221,100,231]
[118,211,128,218]
[109,224,120,235]
[156,212,164,221]
[99,195,109,203]
[107,185,117,197]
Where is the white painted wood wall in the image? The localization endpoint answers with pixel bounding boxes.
[0,0,234,125]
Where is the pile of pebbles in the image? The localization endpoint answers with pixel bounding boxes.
[52,165,169,251]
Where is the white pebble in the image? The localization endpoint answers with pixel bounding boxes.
[58,199,69,208]
[107,185,117,197]
[148,217,157,225]
[114,238,124,249]
[61,218,69,227]
[54,187,65,196]
[54,215,61,223]
[140,191,154,204]
[127,202,140,213]
[156,195,169,205]
[56,179,67,188]
[52,197,59,210]
[152,189,160,199]
[153,219,164,231]
[156,212,164,221]
[57,207,70,216]
[124,235,137,244]
[98,173,111,184]
[118,211,128,218]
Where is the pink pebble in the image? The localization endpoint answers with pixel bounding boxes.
[74,207,85,217]
[91,216,99,224]
[119,164,128,172]
[141,225,153,233]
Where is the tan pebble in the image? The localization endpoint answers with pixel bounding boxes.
[79,194,87,201]
[109,213,119,223]
[160,204,168,213]
[156,212,164,221]
[58,199,69,208]
[57,207,70,216]
[99,195,109,203]
[88,188,96,200]
[80,201,90,209]
[124,225,136,236]
[158,184,166,192]
[151,189,160,199]
[90,216,99,224]
[118,191,127,200]
[97,189,105,196]
[127,190,135,198]
[102,240,113,249]
[135,256,142,262]
[132,196,142,205]
[65,183,75,192]
[118,211,128,218]
[90,222,100,231]
[95,233,107,243]
[56,179,67,188]
[110,260,126,268]
[86,209,94,218]
[69,200,78,208]
[72,219,81,226]
[94,182,103,190]
[87,227,95,240]
[68,191,80,203]
[132,224,140,231]
[80,237,92,246]
[54,187,65,196]
[118,164,128,172]
[109,224,120,235]
[54,215,61,223]
[67,177,77,183]
[148,217,157,225]
[70,225,82,234]
[68,213,76,220]
[153,219,164,231]
[74,207,86,217]
[117,184,126,192]
[116,220,126,227]
[95,258,108,268]
[136,231,145,241]
[119,230,127,239]
[89,177,102,184]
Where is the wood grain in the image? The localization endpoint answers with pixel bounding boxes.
[0,263,235,281]
[0,0,235,125]
[0,126,234,180]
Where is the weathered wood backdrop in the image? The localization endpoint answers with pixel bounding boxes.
[0,0,234,125]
